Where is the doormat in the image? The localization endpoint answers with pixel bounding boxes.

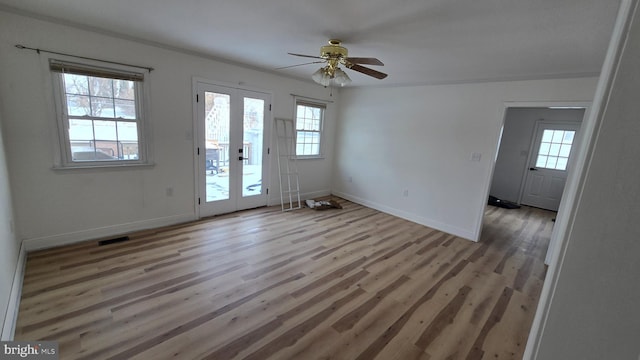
[488,195,521,209]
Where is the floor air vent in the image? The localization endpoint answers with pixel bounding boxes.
[98,236,130,246]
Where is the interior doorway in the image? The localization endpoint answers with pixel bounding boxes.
[484,104,588,265]
[489,107,585,211]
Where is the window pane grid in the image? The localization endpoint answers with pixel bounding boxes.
[61,72,141,162]
[295,103,324,156]
[535,129,575,170]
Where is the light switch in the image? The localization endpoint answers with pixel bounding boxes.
[471,152,482,162]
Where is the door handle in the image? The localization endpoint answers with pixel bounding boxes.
[529,167,538,171]
[238,156,248,161]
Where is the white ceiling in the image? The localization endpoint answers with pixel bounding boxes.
[0,0,622,87]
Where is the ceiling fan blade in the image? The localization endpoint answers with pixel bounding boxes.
[288,52,323,60]
[347,64,388,79]
[275,61,325,70]
[345,57,384,66]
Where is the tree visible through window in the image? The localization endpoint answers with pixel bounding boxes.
[51,59,148,167]
[295,101,324,157]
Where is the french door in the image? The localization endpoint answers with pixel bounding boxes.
[196,82,270,217]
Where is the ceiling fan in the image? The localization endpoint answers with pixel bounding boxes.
[281,39,387,86]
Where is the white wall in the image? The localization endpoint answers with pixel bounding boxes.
[0,10,336,248]
[0,110,20,339]
[490,108,584,203]
[534,1,640,358]
[333,78,598,241]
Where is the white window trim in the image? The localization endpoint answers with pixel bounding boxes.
[294,98,326,159]
[50,57,153,169]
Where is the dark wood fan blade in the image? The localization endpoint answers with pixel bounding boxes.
[345,57,384,66]
[347,64,388,79]
[275,61,325,70]
[288,52,323,59]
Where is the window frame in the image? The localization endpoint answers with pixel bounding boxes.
[535,129,576,171]
[294,100,325,159]
[50,58,152,169]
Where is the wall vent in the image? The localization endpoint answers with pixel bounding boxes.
[98,236,130,246]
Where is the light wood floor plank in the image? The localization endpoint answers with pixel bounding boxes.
[15,197,553,359]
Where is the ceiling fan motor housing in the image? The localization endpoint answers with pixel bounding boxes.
[320,39,348,60]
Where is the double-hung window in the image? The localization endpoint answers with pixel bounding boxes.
[295,101,325,158]
[50,59,149,168]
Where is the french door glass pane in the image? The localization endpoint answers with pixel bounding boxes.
[242,97,264,197]
[205,92,230,202]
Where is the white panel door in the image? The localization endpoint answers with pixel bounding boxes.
[521,122,581,211]
[196,82,270,217]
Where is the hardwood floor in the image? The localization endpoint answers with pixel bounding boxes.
[14,198,554,359]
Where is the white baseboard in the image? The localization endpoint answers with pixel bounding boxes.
[332,190,476,241]
[1,241,26,341]
[23,213,196,251]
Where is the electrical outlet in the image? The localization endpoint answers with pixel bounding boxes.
[403,189,409,197]
[166,187,174,197]
[348,176,353,183]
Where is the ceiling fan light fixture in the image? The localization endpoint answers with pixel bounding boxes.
[333,68,351,87]
[312,67,332,86]
[290,39,386,86]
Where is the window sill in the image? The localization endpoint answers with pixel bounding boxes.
[52,162,156,171]
[295,155,325,160]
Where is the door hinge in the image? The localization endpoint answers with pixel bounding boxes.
[266,188,269,195]
[267,147,270,155]
[198,198,201,205]
[196,94,199,102]
[269,104,272,111]
[197,147,200,155]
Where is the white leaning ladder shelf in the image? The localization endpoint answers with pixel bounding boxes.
[275,118,302,211]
